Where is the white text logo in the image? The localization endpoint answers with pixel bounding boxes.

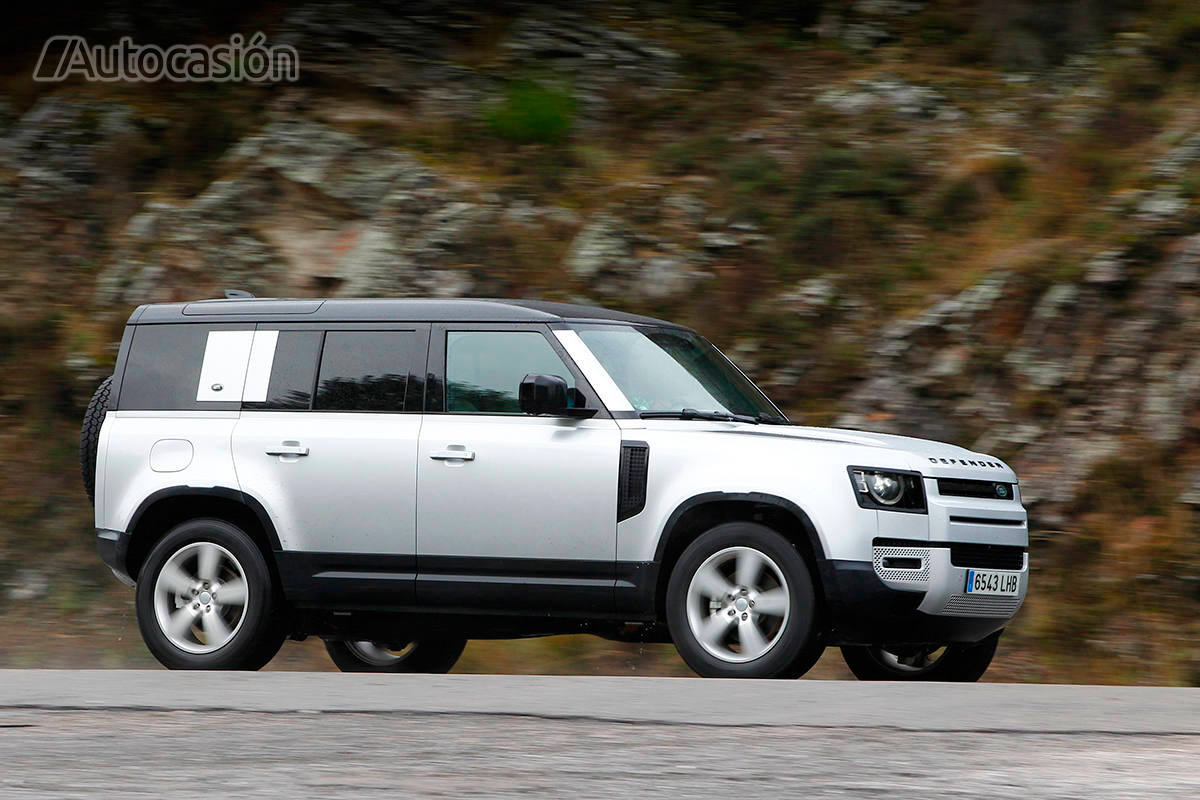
[33,33,299,83]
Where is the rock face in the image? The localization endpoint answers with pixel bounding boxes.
[3,2,1193,533]
[816,77,964,121]
[1,95,141,191]
[274,3,474,97]
[836,244,1200,513]
[0,96,150,314]
[563,212,705,302]
[503,10,680,89]
[97,118,511,303]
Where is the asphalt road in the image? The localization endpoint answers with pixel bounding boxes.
[1,671,1198,798]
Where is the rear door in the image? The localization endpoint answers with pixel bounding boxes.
[231,324,429,609]
[415,323,621,615]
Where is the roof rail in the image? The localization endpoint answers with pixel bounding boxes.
[224,289,255,299]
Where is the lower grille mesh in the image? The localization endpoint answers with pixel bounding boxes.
[941,594,1023,617]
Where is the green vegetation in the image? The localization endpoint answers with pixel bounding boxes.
[787,147,920,270]
[485,80,576,145]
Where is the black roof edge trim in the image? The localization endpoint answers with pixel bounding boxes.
[124,297,686,328]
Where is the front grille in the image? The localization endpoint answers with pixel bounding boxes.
[940,594,1023,618]
[938,478,1015,500]
[950,543,1026,571]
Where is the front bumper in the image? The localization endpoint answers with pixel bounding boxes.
[872,540,1028,618]
[820,540,1027,646]
[96,528,135,586]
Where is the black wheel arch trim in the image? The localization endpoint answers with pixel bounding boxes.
[627,491,830,619]
[653,491,829,565]
[125,485,284,553]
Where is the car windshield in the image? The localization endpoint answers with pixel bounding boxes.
[572,324,783,418]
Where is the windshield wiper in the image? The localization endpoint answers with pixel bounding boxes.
[640,408,759,424]
[754,412,792,425]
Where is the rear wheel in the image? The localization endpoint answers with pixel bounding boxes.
[840,631,1002,682]
[666,522,822,679]
[324,638,467,673]
[135,519,285,670]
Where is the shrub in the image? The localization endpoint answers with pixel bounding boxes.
[485,80,575,145]
[653,134,731,175]
[1155,10,1200,70]
[722,153,787,223]
[787,146,919,266]
[724,153,785,195]
[677,49,767,90]
[929,176,984,229]
[796,147,918,215]
[986,155,1030,199]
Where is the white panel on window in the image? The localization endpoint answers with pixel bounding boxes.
[242,330,280,403]
[553,329,634,411]
[195,330,255,402]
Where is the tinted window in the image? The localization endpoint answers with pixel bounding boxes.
[243,331,322,410]
[446,331,575,413]
[120,324,247,410]
[314,331,416,412]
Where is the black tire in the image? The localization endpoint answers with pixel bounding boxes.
[779,631,827,679]
[80,375,112,505]
[840,631,1002,682]
[666,522,821,679]
[135,519,286,670]
[324,637,467,673]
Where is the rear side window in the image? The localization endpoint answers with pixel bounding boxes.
[119,324,249,411]
[445,331,575,414]
[314,331,417,412]
[242,331,322,411]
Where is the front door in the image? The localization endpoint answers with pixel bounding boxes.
[232,325,428,609]
[415,325,621,615]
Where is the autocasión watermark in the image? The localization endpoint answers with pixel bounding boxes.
[33,32,299,83]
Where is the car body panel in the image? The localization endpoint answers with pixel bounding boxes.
[94,297,1030,647]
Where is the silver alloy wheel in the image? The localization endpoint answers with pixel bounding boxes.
[345,641,415,667]
[873,645,949,673]
[152,541,249,655]
[685,545,790,664]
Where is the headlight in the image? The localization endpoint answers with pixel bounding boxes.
[848,467,927,513]
[866,472,903,505]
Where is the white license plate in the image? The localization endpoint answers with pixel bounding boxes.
[965,569,1020,596]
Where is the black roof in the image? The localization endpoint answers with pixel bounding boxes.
[130,297,684,328]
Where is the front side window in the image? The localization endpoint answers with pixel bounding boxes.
[314,331,416,412]
[445,331,575,414]
[572,324,780,417]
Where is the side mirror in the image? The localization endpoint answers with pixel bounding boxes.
[519,373,570,416]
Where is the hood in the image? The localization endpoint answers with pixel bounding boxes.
[641,420,1017,480]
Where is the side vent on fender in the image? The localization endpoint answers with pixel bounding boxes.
[617,442,650,522]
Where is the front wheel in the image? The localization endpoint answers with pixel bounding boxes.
[666,522,822,679]
[840,631,1002,682]
[324,638,467,673]
[135,519,285,670]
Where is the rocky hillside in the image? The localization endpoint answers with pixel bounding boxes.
[1,1,1198,682]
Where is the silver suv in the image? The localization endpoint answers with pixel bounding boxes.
[83,297,1028,679]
